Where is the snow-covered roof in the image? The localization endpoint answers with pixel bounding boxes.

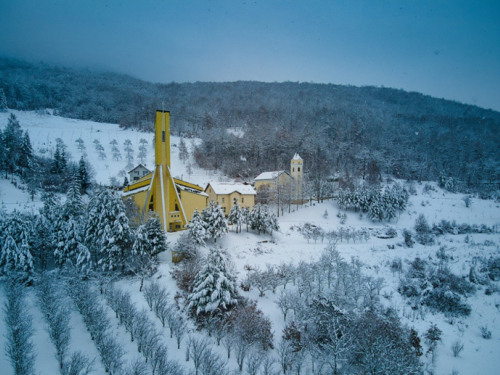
[177,184,209,197]
[122,185,149,197]
[254,170,289,181]
[292,153,302,161]
[206,182,256,195]
[128,164,151,174]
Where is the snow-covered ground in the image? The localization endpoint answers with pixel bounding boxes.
[1,111,500,375]
[0,110,224,212]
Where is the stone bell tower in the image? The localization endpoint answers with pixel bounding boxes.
[290,153,303,199]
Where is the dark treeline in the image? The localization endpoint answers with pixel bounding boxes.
[1,57,499,191]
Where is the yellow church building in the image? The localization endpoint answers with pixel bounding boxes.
[122,110,208,232]
[253,153,304,200]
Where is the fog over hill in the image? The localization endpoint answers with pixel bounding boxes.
[1,58,499,191]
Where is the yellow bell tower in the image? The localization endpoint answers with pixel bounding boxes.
[123,110,208,236]
[143,110,186,232]
[291,153,303,199]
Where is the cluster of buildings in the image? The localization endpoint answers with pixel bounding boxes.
[123,110,303,233]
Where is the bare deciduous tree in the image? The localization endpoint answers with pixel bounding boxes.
[3,281,37,375]
[188,335,210,375]
[37,274,71,369]
[60,351,95,375]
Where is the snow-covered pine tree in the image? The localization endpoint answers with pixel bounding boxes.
[99,190,133,272]
[0,211,34,283]
[32,214,53,271]
[250,203,269,234]
[26,157,41,201]
[393,182,409,211]
[3,114,23,175]
[133,212,167,259]
[227,198,244,233]
[243,206,251,232]
[60,218,91,272]
[84,189,104,267]
[63,174,84,219]
[382,187,398,222]
[0,130,6,178]
[84,188,133,271]
[131,212,166,279]
[202,201,228,243]
[18,131,33,179]
[1,236,34,283]
[187,208,207,245]
[367,189,384,222]
[54,218,78,267]
[78,155,91,194]
[187,247,238,315]
[266,210,280,236]
[0,88,8,112]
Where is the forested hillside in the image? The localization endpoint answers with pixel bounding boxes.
[1,57,499,191]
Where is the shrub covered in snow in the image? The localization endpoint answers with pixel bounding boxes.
[398,257,474,317]
[187,247,239,315]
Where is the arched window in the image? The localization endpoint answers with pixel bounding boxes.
[292,167,295,172]
[298,167,301,172]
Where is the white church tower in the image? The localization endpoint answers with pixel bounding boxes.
[291,153,303,199]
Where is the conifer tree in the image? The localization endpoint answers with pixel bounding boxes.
[0,212,34,283]
[18,131,33,179]
[243,206,251,232]
[40,191,61,221]
[0,130,7,178]
[84,189,104,267]
[51,142,67,175]
[228,198,244,233]
[131,212,166,279]
[54,218,80,267]
[188,247,238,315]
[0,88,7,112]
[77,155,91,193]
[63,174,84,219]
[266,210,280,236]
[133,212,168,259]
[250,203,267,234]
[37,192,61,269]
[85,188,133,271]
[202,200,228,243]
[26,157,41,201]
[3,114,23,175]
[187,208,207,245]
[32,214,54,271]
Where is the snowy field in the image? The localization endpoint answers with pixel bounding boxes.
[1,111,500,375]
[0,110,220,212]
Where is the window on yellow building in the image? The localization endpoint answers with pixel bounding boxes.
[222,197,225,203]
[242,197,244,203]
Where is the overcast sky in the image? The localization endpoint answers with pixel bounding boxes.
[1,0,499,111]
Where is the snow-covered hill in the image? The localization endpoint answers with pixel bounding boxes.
[0,110,223,212]
[1,111,500,375]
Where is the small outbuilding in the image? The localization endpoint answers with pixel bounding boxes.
[128,164,152,181]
